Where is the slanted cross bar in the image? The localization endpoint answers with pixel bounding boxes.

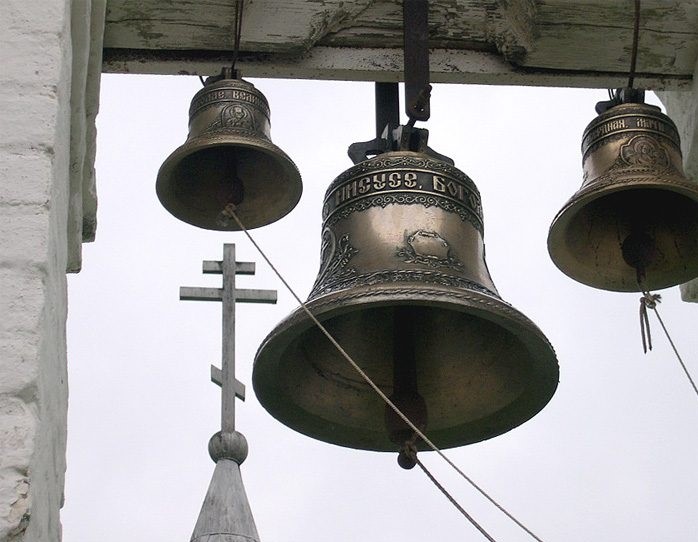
[180,244,277,432]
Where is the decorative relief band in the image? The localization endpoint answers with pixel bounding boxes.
[311,229,359,294]
[396,230,463,271]
[309,268,498,299]
[326,169,481,214]
[582,113,680,156]
[324,192,483,232]
[323,155,482,228]
[581,135,679,189]
[619,135,670,169]
[330,155,479,190]
[190,86,270,118]
[203,104,258,134]
[574,167,691,202]
[323,168,482,231]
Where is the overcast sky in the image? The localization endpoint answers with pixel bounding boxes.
[61,74,698,542]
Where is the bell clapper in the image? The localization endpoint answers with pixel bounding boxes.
[397,437,419,470]
[621,229,656,287]
[215,174,245,228]
[384,306,428,469]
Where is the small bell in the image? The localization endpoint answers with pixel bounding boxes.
[253,149,559,452]
[548,99,698,291]
[157,68,302,230]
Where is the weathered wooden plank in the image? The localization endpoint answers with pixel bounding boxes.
[524,0,698,74]
[105,0,237,51]
[322,0,534,57]
[105,0,376,54]
[525,24,698,75]
[102,0,698,86]
[102,45,693,90]
[319,0,491,48]
[489,0,537,63]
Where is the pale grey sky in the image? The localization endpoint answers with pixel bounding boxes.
[62,74,698,541]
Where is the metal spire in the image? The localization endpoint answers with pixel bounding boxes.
[180,243,277,542]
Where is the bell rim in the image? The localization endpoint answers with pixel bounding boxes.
[548,173,698,291]
[156,132,302,231]
[253,282,559,452]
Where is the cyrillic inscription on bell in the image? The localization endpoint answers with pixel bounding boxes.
[254,151,559,452]
[157,72,302,231]
[548,101,698,291]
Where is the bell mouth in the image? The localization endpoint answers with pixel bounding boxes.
[548,177,698,292]
[253,283,559,452]
[156,133,302,231]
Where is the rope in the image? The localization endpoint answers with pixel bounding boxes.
[197,0,244,87]
[231,0,245,73]
[628,0,641,89]
[639,290,698,401]
[226,206,546,542]
[416,458,498,542]
[639,291,658,353]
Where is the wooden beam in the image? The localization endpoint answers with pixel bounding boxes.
[489,0,538,64]
[102,45,692,90]
[105,0,375,54]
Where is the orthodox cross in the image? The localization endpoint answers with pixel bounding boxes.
[179,243,276,542]
[180,243,277,432]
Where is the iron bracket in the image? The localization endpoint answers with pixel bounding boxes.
[205,66,240,85]
[348,123,454,165]
[403,0,431,123]
[595,87,646,114]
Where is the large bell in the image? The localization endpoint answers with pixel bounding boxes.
[548,101,698,291]
[253,151,559,451]
[156,69,302,230]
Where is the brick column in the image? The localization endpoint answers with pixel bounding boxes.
[657,57,698,302]
[0,1,103,539]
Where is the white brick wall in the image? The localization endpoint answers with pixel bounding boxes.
[658,56,698,302]
[0,0,73,539]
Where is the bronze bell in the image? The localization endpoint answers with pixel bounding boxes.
[548,101,698,291]
[157,69,302,230]
[253,151,559,451]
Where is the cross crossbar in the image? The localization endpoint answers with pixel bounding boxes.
[210,364,246,400]
[179,286,277,304]
[203,260,256,275]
